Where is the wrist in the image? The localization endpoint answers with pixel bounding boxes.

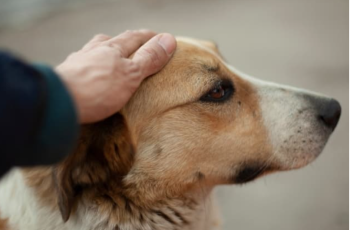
[54,65,84,123]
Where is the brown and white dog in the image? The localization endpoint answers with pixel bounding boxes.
[0,37,341,230]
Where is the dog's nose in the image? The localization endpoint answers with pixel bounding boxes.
[317,99,341,130]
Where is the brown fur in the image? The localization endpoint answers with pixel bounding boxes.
[25,39,275,228]
[0,213,8,230]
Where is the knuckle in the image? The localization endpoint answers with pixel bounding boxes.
[139,29,153,34]
[110,49,121,60]
[112,44,125,57]
[129,62,141,73]
[123,30,134,35]
[124,62,142,78]
[94,33,108,39]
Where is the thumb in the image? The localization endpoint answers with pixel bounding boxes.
[132,33,176,78]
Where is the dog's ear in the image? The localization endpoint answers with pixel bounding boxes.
[52,113,135,222]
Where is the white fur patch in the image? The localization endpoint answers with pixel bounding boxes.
[226,64,332,169]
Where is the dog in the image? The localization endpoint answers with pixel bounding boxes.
[0,37,341,230]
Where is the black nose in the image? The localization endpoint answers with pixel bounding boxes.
[318,99,341,130]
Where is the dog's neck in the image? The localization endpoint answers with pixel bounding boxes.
[77,186,214,230]
[20,167,220,230]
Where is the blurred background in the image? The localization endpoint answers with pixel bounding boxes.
[0,0,348,229]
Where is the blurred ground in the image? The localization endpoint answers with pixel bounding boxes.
[0,0,348,229]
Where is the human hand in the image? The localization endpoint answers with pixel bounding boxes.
[56,30,176,124]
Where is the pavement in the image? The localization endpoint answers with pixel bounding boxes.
[0,0,348,229]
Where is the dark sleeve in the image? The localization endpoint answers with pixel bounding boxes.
[0,51,79,177]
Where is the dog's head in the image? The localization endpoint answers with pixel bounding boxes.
[54,37,341,220]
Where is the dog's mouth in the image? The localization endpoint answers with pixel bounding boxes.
[232,163,279,184]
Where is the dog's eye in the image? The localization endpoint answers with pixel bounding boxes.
[208,86,225,99]
[200,80,234,103]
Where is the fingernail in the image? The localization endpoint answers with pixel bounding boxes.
[158,33,176,55]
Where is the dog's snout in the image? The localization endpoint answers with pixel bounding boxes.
[317,99,341,130]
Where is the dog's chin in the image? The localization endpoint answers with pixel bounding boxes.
[231,163,280,184]
[271,126,332,172]
[230,143,327,184]
[278,138,329,171]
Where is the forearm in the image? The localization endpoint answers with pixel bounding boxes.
[0,51,79,177]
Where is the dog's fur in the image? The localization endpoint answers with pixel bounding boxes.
[0,37,340,230]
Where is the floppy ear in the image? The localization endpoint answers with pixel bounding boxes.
[52,113,135,222]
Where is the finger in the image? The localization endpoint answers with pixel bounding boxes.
[132,33,176,78]
[82,34,111,51]
[106,30,157,57]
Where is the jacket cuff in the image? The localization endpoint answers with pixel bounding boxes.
[31,64,79,164]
